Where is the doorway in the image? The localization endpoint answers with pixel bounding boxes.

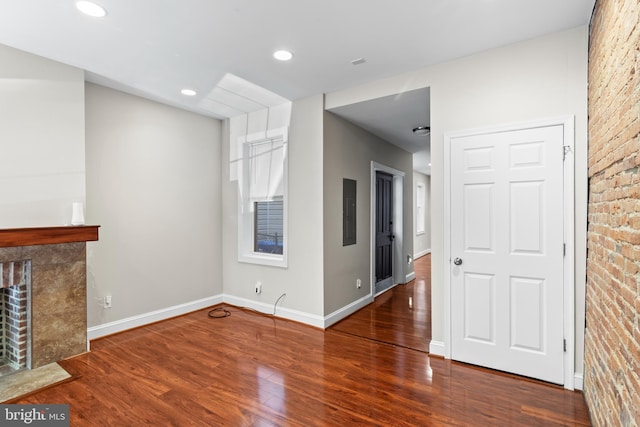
[375,171,394,294]
[370,162,405,297]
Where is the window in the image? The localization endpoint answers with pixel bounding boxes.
[254,199,284,254]
[238,127,288,267]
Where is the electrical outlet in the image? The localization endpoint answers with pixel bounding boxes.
[255,282,262,294]
[356,279,361,289]
[103,295,112,308]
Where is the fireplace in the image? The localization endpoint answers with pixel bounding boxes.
[0,226,99,378]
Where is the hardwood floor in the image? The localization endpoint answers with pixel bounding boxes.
[331,254,431,352]
[12,254,591,425]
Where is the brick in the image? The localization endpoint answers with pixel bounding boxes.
[11,261,23,286]
[0,261,30,370]
[586,0,640,423]
[1,263,10,289]
[625,230,640,245]
[628,216,640,228]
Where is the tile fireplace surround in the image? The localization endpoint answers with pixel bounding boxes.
[0,226,99,371]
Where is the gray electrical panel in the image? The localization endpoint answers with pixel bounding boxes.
[343,178,356,246]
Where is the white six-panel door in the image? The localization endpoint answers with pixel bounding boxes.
[450,125,565,384]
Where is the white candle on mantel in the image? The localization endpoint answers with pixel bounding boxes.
[71,202,85,225]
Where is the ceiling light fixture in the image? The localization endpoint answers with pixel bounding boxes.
[75,1,107,18]
[412,126,430,136]
[273,50,294,61]
[181,89,197,96]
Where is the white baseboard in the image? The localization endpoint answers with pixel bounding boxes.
[414,248,431,259]
[323,294,373,328]
[574,373,583,390]
[405,271,416,283]
[87,292,375,340]
[222,294,325,328]
[427,340,584,390]
[429,340,445,356]
[87,295,223,340]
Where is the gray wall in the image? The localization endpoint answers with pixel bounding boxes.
[323,111,413,315]
[85,83,223,327]
[0,44,85,227]
[413,171,431,258]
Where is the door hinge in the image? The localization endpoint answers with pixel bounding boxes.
[563,243,566,257]
[563,145,571,161]
[563,339,567,352]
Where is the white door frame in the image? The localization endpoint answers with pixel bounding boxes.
[443,116,575,389]
[370,161,405,297]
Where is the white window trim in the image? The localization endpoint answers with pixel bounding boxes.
[237,127,288,268]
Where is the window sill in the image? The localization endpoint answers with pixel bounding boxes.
[238,252,287,268]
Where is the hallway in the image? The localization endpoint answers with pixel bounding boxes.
[331,253,431,352]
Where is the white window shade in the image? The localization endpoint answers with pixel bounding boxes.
[248,139,285,201]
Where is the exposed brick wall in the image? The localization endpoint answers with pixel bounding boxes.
[584,0,640,425]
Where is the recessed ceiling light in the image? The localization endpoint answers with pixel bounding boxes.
[273,50,294,61]
[181,89,197,96]
[76,1,107,18]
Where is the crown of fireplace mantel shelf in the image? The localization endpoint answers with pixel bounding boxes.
[0,225,100,248]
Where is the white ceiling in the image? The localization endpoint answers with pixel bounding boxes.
[0,0,595,173]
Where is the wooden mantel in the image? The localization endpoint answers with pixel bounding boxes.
[0,225,100,248]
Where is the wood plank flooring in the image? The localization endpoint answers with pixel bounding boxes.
[12,254,591,425]
[331,254,431,352]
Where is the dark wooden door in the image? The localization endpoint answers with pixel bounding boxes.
[375,172,394,287]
